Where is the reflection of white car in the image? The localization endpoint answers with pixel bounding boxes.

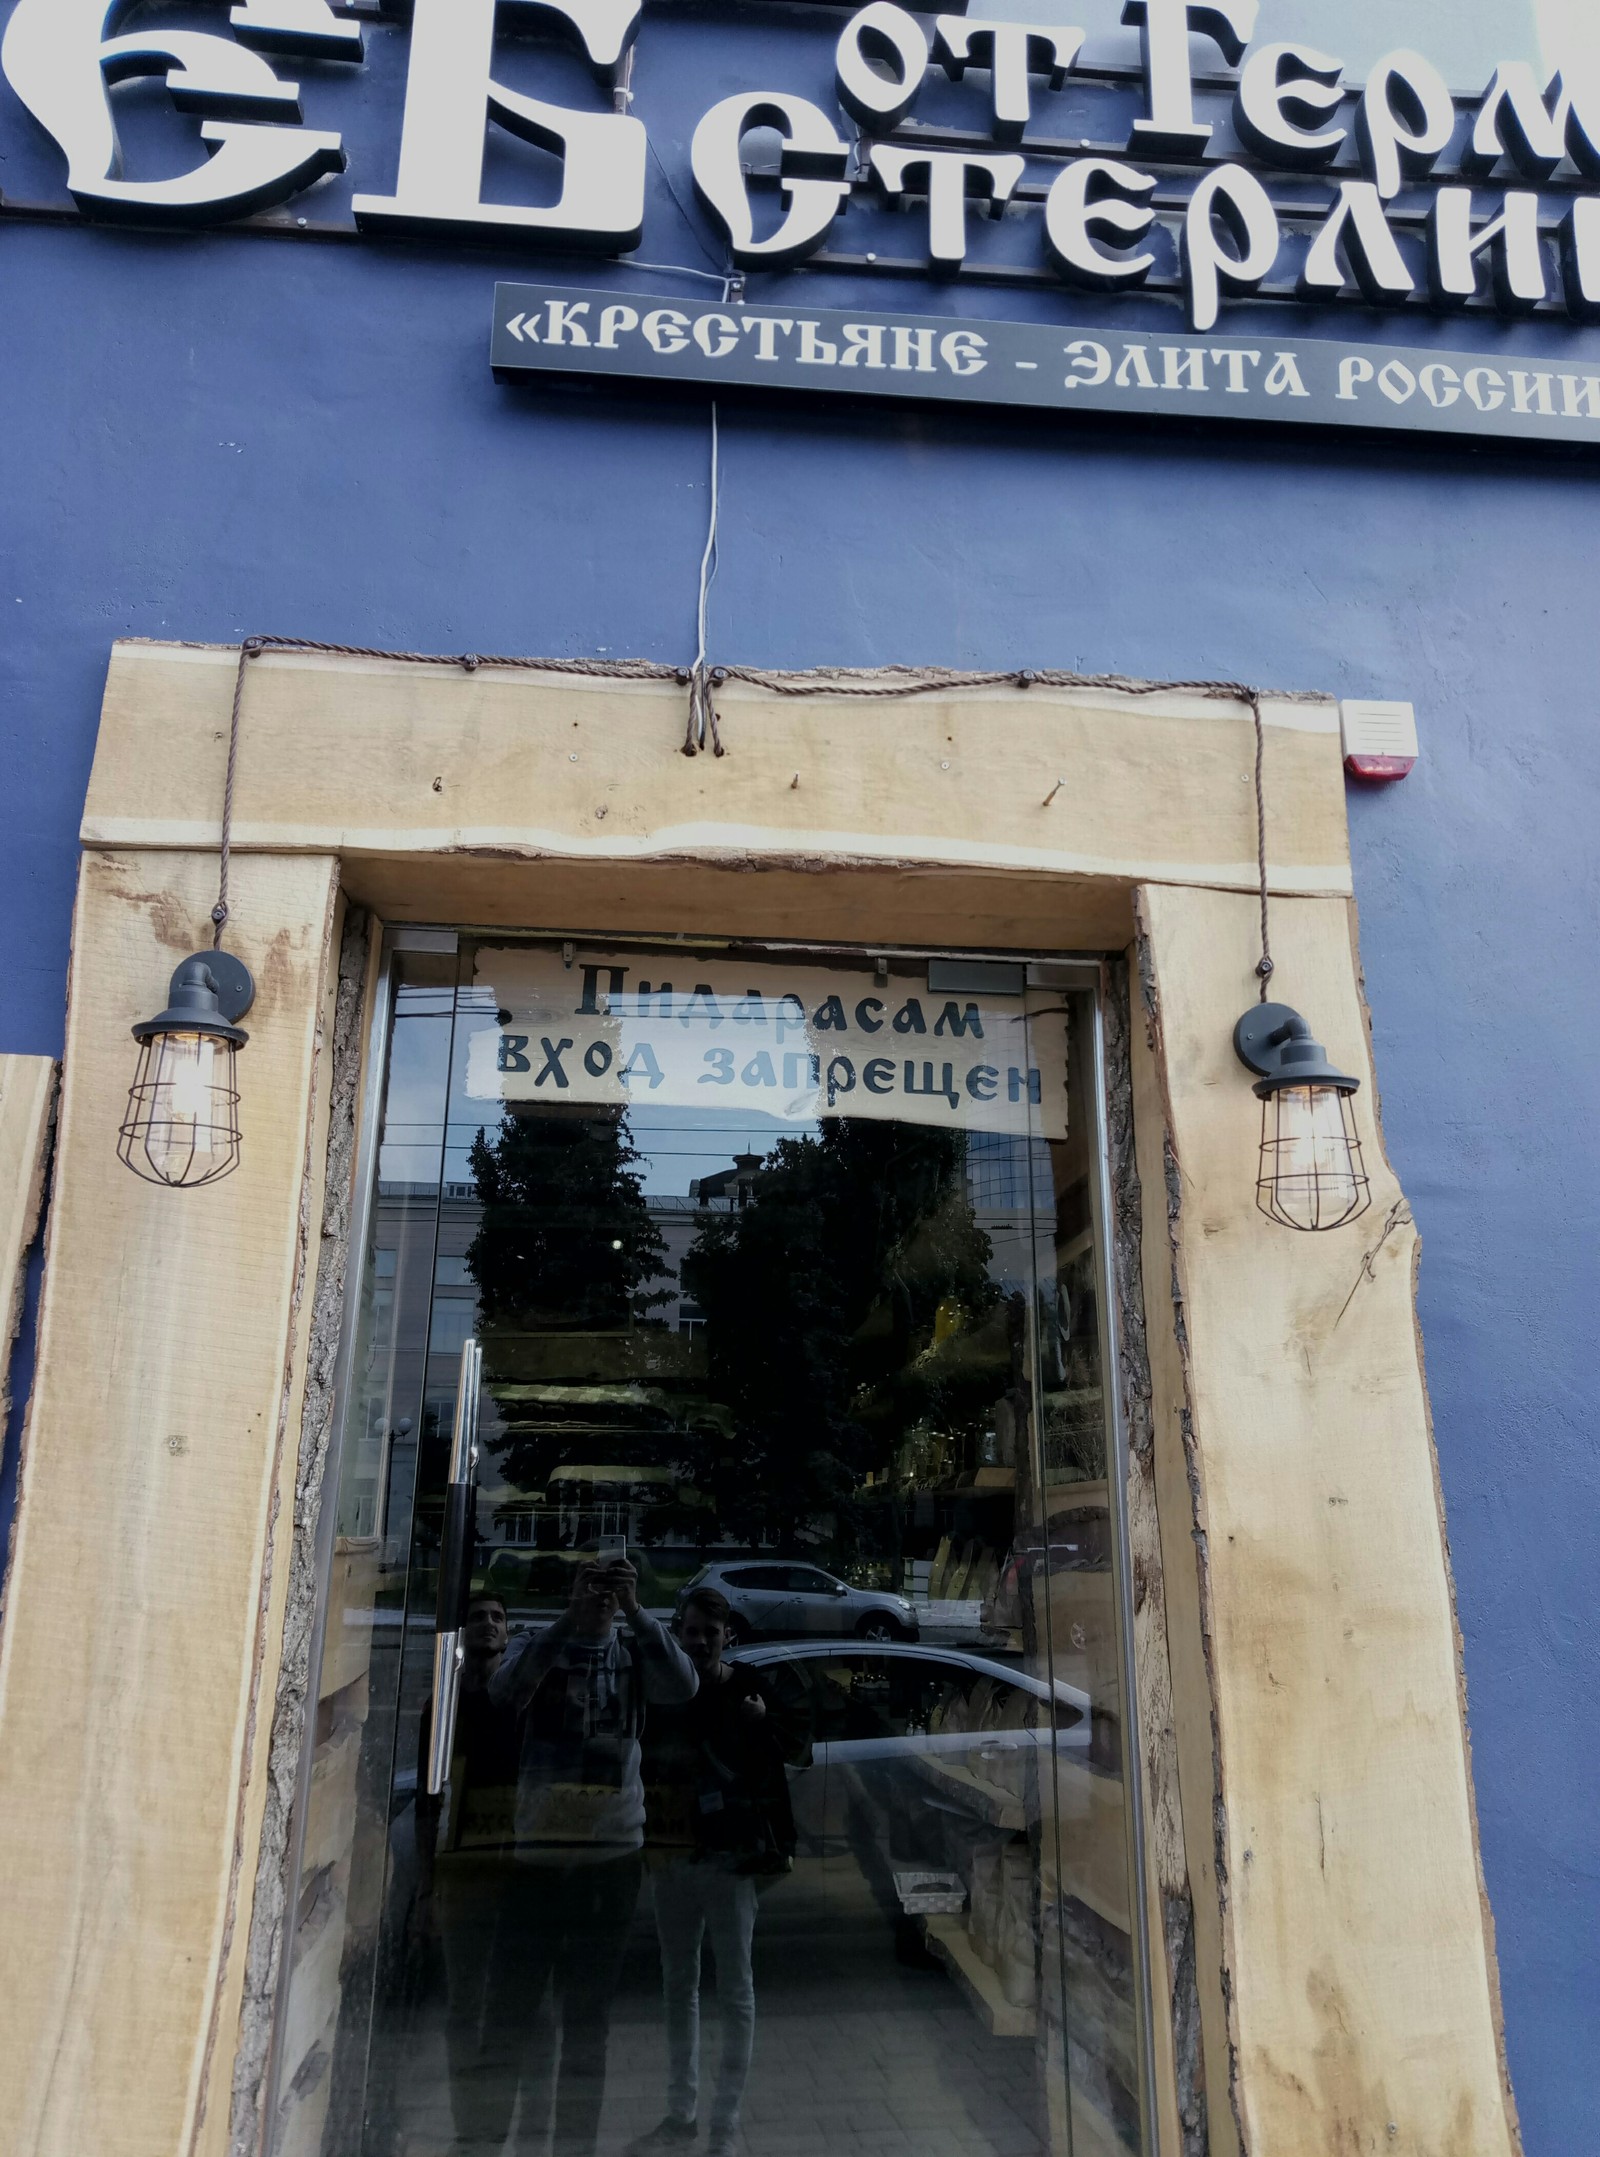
[679,1561,919,1642]
[728,1643,1097,1940]
[727,1639,1090,1779]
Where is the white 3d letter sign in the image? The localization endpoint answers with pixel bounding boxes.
[1044,159,1157,290]
[1,0,346,222]
[352,0,646,248]
[835,3,930,131]
[229,0,362,60]
[5,0,1600,343]
[1121,0,1259,159]
[691,94,850,269]
[933,17,1086,141]
[1182,162,1279,329]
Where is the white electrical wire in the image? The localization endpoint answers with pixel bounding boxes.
[684,271,734,751]
[682,402,724,753]
[630,259,734,286]
[693,400,720,692]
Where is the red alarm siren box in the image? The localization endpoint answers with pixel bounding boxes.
[1340,700,1418,781]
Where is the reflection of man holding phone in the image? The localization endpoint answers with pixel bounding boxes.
[414,1594,548,2154]
[634,1588,797,2157]
[489,1554,698,2157]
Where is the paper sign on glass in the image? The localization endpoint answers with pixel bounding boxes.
[466,947,1068,1139]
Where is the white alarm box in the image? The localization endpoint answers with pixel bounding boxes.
[1340,699,1418,781]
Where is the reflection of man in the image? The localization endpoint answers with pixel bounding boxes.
[415,1594,547,2156]
[632,1589,797,2157]
[489,1559,698,2157]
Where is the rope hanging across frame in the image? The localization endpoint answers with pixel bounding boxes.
[211,634,1292,988]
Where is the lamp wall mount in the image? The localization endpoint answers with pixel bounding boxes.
[1233,1000,1360,1097]
[132,952,256,1044]
[174,949,255,1030]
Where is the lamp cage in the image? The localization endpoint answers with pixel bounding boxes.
[1253,1081,1371,1232]
[118,954,253,1190]
[1234,1000,1372,1234]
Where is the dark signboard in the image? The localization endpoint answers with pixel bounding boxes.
[493,282,1600,445]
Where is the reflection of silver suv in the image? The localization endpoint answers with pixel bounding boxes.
[679,1561,918,1644]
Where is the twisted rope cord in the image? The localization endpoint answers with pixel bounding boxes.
[209,638,1289,973]
[712,662,1317,706]
[1250,689,1274,999]
[213,640,252,946]
[210,635,685,942]
[711,663,1277,989]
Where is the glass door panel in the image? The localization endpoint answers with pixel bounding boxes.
[272,936,1150,2157]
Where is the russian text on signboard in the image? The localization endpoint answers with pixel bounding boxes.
[466,949,1069,1139]
[494,282,1600,443]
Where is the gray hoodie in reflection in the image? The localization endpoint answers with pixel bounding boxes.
[489,1608,697,1860]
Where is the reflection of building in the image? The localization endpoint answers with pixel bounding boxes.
[357,1181,482,1555]
[644,1192,710,1337]
[690,1150,765,1208]
[362,1155,761,1565]
[362,1143,1085,1585]
[966,1130,1054,1216]
[468,1160,771,1560]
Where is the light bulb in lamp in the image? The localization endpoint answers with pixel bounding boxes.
[119,953,254,1190]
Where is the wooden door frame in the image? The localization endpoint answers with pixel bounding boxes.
[0,644,1519,2157]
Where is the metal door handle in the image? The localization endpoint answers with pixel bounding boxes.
[427,1335,482,1796]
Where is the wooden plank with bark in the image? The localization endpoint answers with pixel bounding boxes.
[0,850,339,2157]
[0,1055,56,1450]
[1133,882,1519,2157]
[84,645,1351,908]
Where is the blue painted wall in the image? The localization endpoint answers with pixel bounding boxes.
[0,10,1595,2151]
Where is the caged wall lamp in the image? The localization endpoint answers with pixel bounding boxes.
[113,628,604,1190]
[1233,1003,1371,1232]
[113,626,689,1191]
[119,952,254,1189]
[1234,685,1371,1233]
[118,638,267,1189]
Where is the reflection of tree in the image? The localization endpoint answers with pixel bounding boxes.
[466,1108,668,1331]
[466,1109,674,1520]
[680,1121,998,1548]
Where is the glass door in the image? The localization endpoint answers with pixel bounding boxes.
[270,934,1153,2157]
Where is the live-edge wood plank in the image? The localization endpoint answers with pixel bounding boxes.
[1135,883,1519,2157]
[0,1055,56,1452]
[0,850,338,2157]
